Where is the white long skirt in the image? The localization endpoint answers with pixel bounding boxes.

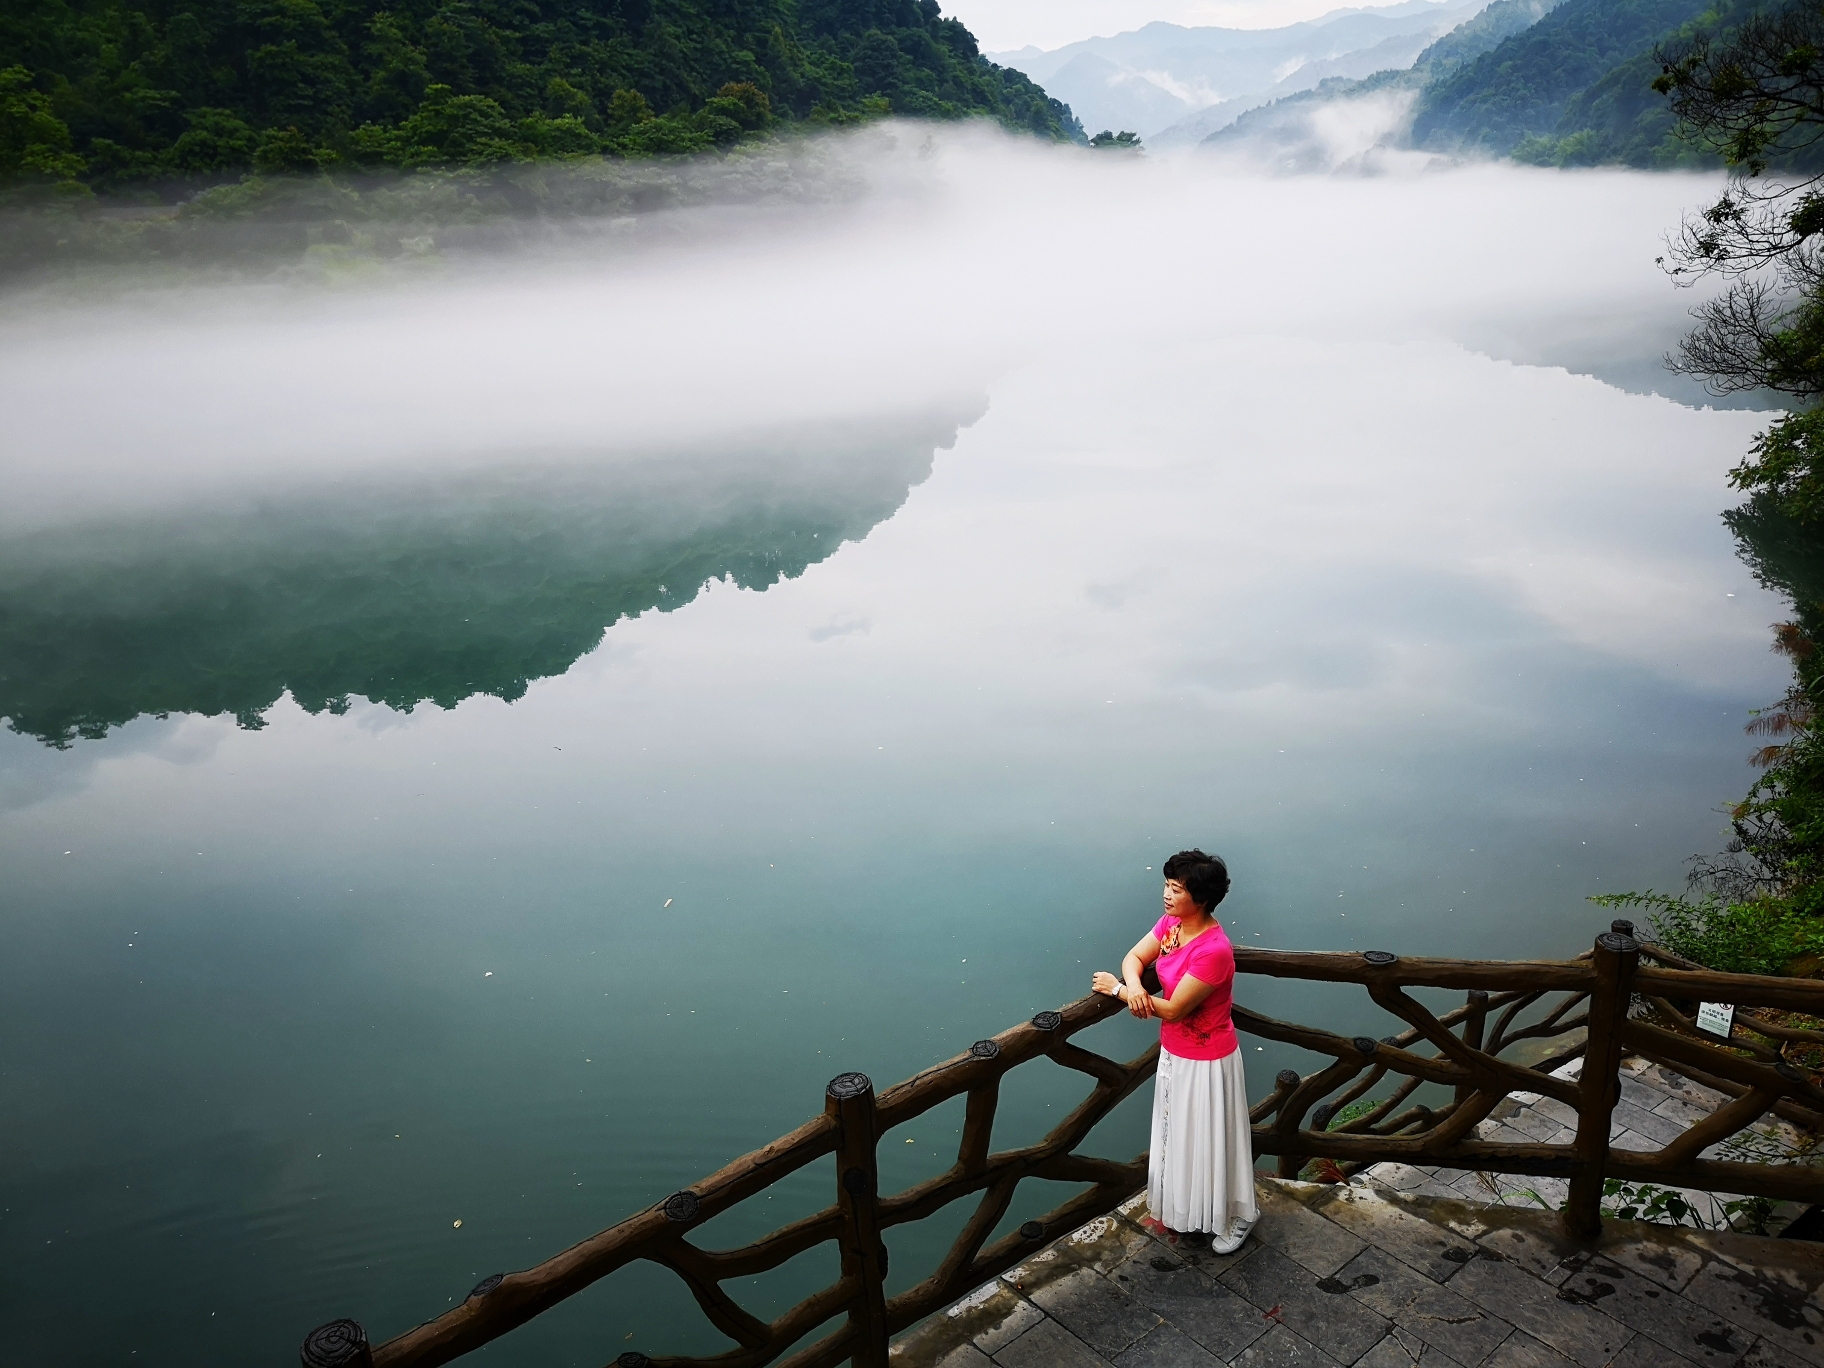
[1148,1047,1259,1235]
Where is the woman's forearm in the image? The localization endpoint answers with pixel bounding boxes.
[1123,955,1181,1015]
[1148,977,1219,1022]
[1117,939,1163,1020]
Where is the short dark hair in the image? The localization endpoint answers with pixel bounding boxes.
[1163,849,1229,911]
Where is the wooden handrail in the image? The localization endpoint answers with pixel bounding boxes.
[1634,963,1824,1013]
[301,932,1824,1368]
[1230,947,1595,992]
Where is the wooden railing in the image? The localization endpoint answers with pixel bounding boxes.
[1240,923,1824,1232]
[300,925,1824,1368]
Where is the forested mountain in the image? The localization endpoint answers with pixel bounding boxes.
[1204,0,1560,158]
[1207,0,1799,169]
[0,0,1079,189]
[1415,0,1564,72]
[1411,0,1721,159]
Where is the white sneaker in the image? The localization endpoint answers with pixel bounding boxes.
[1210,1215,1257,1255]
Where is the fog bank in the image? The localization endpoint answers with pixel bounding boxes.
[1,124,1735,536]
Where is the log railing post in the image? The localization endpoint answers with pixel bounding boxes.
[1273,1068,1307,1179]
[828,1072,888,1367]
[300,1319,373,1368]
[959,1078,999,1178]
[1563,930,1639,1240]
[1454,989,1489,1106]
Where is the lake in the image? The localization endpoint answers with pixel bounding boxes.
[0,131,1791,1365]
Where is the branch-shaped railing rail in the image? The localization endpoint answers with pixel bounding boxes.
[301,926,1824,1368]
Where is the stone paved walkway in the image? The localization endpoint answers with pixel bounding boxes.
[890,1179,1824,1368]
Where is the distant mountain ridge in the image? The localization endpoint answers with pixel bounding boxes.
[1203,0,1563,164]
[1206,0,1771,169]
[988,0,1489,141]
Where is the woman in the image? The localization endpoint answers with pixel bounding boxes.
[1091,849,1257,1253]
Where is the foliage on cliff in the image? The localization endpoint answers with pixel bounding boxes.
[0,0,1079,191]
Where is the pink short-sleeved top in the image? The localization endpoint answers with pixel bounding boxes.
[1150,915,1238,1061]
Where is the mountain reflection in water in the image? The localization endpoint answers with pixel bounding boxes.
[0,408,975,746]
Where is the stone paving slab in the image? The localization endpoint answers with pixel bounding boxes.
[1217,1243,1389,1364]
[1357,1332,1467,1368]
[1108,1245,1271,1361]
[1484,1334,1579,1368]
[1230,1323,1343,1366]
[1551,1249,1751,1365]
[1029,1265,1161,1358]
[1333,1244,1513,1366]
[1249,1181,1368,1278]
[1442,1241,1632,1367]
[891,1178,1824,1368]
[1310,1183,1479,1282]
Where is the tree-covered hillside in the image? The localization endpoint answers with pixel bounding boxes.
[1206,0,1820,171]
[1203,0,1561,159]
[0,0,1079,189]
[1410,0,1717,157]
[1414,0,1565,75]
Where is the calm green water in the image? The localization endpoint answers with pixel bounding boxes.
[0,147,1794,1365]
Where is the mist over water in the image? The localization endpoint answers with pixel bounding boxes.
[0,127,1790,1364]
[0,125,1744,524]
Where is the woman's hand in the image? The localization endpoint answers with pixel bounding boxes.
[1118,937,1160,1020]
[1091,971,1122,997]
[1123,976,1155,1019]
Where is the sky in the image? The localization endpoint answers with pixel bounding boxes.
[949,0,1388,53]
